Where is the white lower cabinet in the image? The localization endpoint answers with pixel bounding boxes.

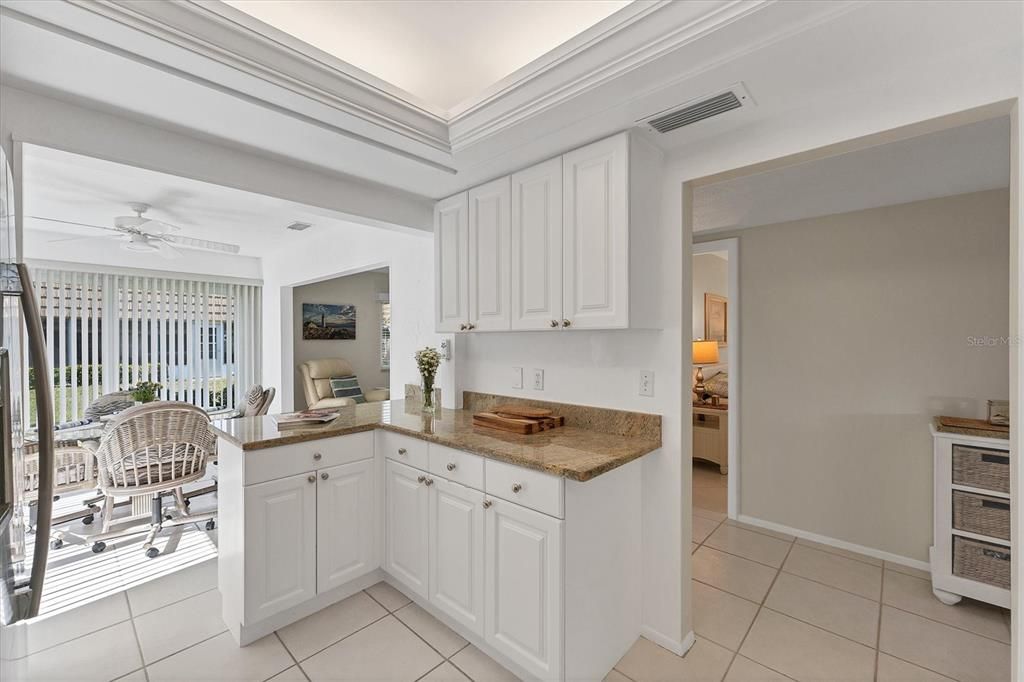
[385,459,430,598]
[243,471,317,624]
[429,477,485,635]
[485,498,563,680]
[317,459,377,593]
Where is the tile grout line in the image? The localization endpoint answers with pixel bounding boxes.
[414,659,450,682]
[274,631,310,681]
[720,535,797,681]
[880,603,1012,646]
[123,591,152,682]
[291,611,392,665]
[874,567,884,682]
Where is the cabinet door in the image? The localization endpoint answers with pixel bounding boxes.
[385,460,430,598]
[468,177,511,331]
[244,471,317,623]
[317,459,377,593]
[485,499,563,680]
[429,478,485,636]
[562,133,629,329]
[435,192,469,333]
[511,158,563,330]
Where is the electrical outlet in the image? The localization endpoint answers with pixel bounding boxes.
[532,368,545,391]
[639,370,655,397]
[512,367,523,389]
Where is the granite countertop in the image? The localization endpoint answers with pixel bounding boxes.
[212,399,661,482]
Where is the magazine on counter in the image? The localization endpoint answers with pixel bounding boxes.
[272,409,340,427]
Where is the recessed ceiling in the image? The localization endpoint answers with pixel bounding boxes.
[222,0,632,113]
[693,117,1011,233]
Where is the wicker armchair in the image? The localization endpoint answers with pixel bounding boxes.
[86,401,217,558]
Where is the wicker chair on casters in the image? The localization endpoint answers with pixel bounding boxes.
[85,401,218,558]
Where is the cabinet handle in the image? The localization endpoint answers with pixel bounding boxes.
[562,319,571,327]
[483,500,492,509]
[398,448,407,456]
[459,323,468,331]
[307,475,316,483]
[424,477,434,486]
[417,475,426,484]
[467,323,476,330]
[549,319,559,328]
[512,483,523,493]
[313,452,322,461]
[446,462,457,471]
[321,472,329,480]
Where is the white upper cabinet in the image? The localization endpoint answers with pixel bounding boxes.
[511,157,563,330]
[562,134,629,330]
[468,177,511,331]
[435,192,469,333]
[435,131,661,333]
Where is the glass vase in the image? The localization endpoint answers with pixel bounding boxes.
[421,376,435,414]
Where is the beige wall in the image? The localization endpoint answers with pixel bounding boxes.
[292,270,390,409]
[701,189,1010,562]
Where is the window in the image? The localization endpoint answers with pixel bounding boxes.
[30,268,261,427]
[380,301,391,370]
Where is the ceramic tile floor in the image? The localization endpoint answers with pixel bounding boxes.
[7,461,1012,681]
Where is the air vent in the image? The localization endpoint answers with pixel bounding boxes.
[639,83,753,134]
[286,221,312,231]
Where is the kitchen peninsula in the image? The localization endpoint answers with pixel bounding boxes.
[212,393,661,682]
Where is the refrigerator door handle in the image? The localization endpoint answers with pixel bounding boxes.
[18,263,52,619]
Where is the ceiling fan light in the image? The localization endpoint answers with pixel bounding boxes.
[121,236,160,253]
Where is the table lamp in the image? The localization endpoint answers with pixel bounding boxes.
[692,340,720,403]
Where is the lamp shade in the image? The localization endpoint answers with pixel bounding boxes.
[692,340,720,365]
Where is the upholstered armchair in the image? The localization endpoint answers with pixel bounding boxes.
[299,358,390,409]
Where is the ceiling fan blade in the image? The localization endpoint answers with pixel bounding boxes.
[165,234,240,254]
[30,216,122,233]
[48,234,123,244]
[156,241,183,259]
[140,218,181,233]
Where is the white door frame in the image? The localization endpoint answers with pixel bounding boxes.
[692,238,739,519]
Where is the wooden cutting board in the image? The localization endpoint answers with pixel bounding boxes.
[472,411,565,434]
[938,416,1009,433]
[492,404,553,419]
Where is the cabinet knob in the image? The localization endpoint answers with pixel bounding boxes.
[417,475,426,483]
[483,500,492,509]
[550,319,559,328]
[512,483,523,494]
[424,477,434,486]
[467,322,476,330]
[313,452,322,461]
[321,472,329,480]
[398,448,407,456]
[459,323,467,331]
[307,475,316,483]
[446,462,457,471]
[562,319,571,328]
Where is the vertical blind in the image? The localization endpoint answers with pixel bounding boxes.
[29,267,261,428]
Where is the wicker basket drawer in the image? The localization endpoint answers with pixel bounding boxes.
[952,491,1010,540]
[952,444,1010,493]
[953,536,1010,589]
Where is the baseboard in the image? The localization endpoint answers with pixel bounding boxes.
[736,514,931,572]
[639,626,693,657]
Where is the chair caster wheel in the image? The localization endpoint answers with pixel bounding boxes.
[205,520,216,531]
[164,514,174,521]
[146,547,160,559]
[82,514,94,525]
[92,542,106,553]
[50,539,63,550]
[185,499,191,507]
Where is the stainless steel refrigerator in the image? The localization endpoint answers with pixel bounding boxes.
[0,141,55,639]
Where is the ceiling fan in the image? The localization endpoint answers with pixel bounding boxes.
[33,203,241,259]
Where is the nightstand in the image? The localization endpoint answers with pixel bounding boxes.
[692,403,728,474]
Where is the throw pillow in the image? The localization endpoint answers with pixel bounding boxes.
[704,372,729,397]
[243,384,265,417]
[83,391,135,420]
[329,376,366,404]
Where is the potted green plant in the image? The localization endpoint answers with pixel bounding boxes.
[130,380,163,404]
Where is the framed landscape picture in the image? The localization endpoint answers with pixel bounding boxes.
[302,303,356,340]
[704,293,727,345]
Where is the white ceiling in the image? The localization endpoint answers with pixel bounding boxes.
[693,117,1011,233]
[222,0,632,114]
[22,144,366,261]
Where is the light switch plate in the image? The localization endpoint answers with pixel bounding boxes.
[532,368,545,391]
[512,367,523,389]
[639,370,655,397]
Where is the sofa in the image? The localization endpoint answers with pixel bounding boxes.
[299,358,390,409]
